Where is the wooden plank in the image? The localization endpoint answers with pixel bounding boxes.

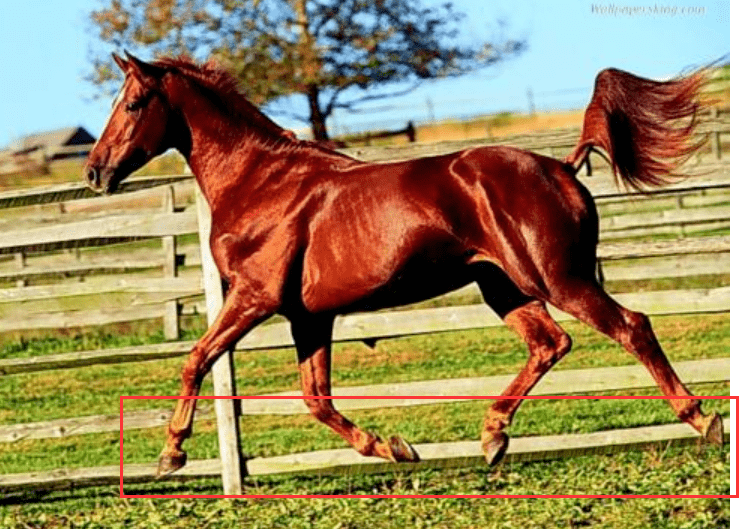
[588,167,729,200]
[0,174,194,210]
[0,137,728,210]
[0,288,200,318]
[598,236,729,260]
[0,341,195,375]
[325,287,730,343]
[0,419,729,493]
[195,183,244,495]
[0,304,166,333]
[338,123,728,165]
[0,273,203,304]
[0,235,723,285]
[0,201,724,255]
[0,358,726,443]
[0,286,729,374]
[0,260,170,283]
[12,252,720,316]
[0,209,198,255]
[602,254,730,282]
[596,188,729,216]
[599,221,729,241]
[0,245,202,283]
[0,183,193,231]
[599,205,729,233]
[238,357,730,415]
[242,419,732,478]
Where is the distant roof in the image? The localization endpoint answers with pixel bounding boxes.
[10,127,96,153]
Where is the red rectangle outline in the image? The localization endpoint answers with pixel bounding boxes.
[119,394,737,499]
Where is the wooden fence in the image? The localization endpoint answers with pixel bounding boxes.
[0,123,730,495]
[0,167,729,338]
[340,107,729,163]
[0,359,731,493]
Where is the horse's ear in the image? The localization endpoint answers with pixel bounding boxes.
[124,51,165,84]
[112,53,128,72]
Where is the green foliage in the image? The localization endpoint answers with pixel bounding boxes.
[87,0,525,138]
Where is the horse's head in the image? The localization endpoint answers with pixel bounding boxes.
[85,53,173,193]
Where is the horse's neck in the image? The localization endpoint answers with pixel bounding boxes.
[174,89,287,210]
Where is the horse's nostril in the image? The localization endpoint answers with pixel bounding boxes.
[86,167,99,188]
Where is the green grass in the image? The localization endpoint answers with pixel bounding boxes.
[0,312,729,484]
[0,381,728,475]
[1,445,730,528]
[0,313,729,426]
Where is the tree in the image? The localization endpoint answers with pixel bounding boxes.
[88,0,526,140]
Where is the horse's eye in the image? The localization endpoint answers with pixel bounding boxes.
[125,101,141,112]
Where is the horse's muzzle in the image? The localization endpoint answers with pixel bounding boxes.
[85,166,102,192]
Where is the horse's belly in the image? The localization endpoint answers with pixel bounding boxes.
[301,226,473,314]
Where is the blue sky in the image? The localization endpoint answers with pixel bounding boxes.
[0,0,730,147]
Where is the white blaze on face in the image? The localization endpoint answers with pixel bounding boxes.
[92,82,127,152]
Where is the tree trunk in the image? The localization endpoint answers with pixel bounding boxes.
[307,85,329,141]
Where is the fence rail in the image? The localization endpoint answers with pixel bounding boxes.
[1,419,730,494]
[0,285,729,376]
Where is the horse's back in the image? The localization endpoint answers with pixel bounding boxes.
[297,145,598,312]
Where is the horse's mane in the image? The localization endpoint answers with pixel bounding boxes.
[154,56,288,138]
[152,56,353,161]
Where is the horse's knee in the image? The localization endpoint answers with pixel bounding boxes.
[180,357,205,389]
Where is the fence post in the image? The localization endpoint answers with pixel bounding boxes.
[194,182,244,495]
[162,185,179,340]
[14,252,26,288]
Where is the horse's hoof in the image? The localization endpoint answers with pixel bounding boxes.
[388,435,420,463]
[483,431,509,467]
[703,413,724,447]
[156,449,187,477]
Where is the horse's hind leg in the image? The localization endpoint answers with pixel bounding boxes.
[291,314,419,463]
[550,278,723,445]
[476,268,572,466]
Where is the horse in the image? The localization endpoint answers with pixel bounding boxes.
[85,52,723,477]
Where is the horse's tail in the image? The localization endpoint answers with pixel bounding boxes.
[564,67,708,190]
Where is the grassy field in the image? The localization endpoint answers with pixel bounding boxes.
[0,310,731,527]
[1,445,730,528]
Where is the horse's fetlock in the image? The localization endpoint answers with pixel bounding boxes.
[356,432,381,456]
[677,399,701,422]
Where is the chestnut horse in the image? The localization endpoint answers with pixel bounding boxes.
[86,53,723,476]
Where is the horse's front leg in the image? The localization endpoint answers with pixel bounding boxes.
[157,285,273,476]
[291,315,419,463]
